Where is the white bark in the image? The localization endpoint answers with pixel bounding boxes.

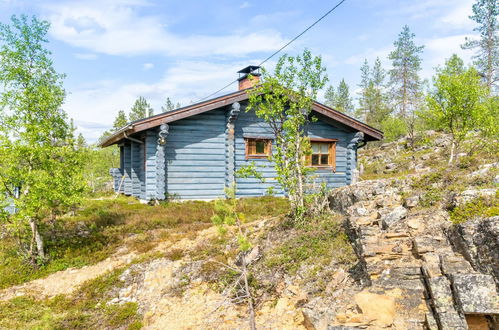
[28,218,45,261]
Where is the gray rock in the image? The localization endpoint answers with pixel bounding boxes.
[450,273,499,315]
[381,206,407,229]
[385,163,396,170]
[404,196,419,208]
[425,312,438,330]
[427,276,456,313]
[447,216,499,280]
[455,188,496,205]
[471,162,499,177]
[436,311,468,330]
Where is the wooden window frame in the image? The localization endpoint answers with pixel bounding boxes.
[245,138,272,160]
[305,138,337,171]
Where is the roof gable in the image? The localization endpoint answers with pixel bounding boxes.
[99,89,383,147]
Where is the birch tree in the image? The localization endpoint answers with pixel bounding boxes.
[0,15,86,264]
[247,49,328,221]
[425,55,489,164]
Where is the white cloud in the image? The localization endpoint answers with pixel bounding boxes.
[65,60,263,142]
[240,2,251,9]
[74,53,98,60]
[143,62,154,70]
[422,34,475,77]
[437,1,475,30]
[42,0,285,57]
[344,46,392,66]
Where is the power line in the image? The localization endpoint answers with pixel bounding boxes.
[195,0,348,103]
[258,0,347,67]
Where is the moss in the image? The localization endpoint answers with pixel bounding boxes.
[450,194,499,224]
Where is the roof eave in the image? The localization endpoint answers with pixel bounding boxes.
[98,89,383,147]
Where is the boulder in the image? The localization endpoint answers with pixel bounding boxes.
[381,206,407,229]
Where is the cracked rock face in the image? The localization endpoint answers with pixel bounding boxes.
[451,273,499,315]
[448,216,499,282]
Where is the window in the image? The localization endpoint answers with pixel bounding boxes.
[306,139,337,170]
[245,138,272,159]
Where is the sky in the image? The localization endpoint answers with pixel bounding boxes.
[0,0,478,143]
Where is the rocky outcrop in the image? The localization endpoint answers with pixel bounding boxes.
[447,216,499,282]
[328,179,499,330]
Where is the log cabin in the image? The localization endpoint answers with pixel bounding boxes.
[99,66,383,201]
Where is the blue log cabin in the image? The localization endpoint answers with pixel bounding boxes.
[99,66,383,201]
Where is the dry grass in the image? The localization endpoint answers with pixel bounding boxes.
[0,195,289,290]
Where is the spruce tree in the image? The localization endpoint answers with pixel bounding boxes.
[161,97,180,112]
[325,79,354,116]
[461,0,498,93]
[129,96,154,121]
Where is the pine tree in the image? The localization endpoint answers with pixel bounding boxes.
[356,58,390,127]
[461,0,498,93]
[325,79,354,115]
[161,97,180,112]
[129,96,154,122]
[113,110,128,130]
[388,25,424,118]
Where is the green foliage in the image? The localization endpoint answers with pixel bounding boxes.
[388,25,425,118]
[113,110,128,130]
[0,267,143,329]
[325,78,354,116]
[461,0,498,92]
[128,96,153,122]
[264,215,355,275]
[423,54,493,162]
[356,58,391,127]
[211,185,251,251]
[247,49,328,220]
[450,193,499,224]
[380,116,408,142]
[0,15,87,262]
[82,146,120,193]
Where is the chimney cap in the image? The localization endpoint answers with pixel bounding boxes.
[237,65,261,81]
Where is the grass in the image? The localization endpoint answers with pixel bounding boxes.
[0,267,142,329]
[0,195,289,290]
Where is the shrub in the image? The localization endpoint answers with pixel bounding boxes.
[380,116,407,142]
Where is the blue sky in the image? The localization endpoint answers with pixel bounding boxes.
[0,0,477,142]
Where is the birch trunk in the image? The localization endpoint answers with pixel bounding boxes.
[28,218,45,261]
[448,140,456,165]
